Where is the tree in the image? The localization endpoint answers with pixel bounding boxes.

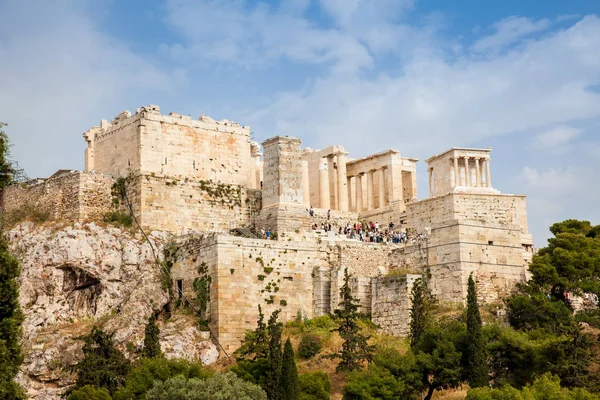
[0,236,25,399]
[465,274,488,388]
[412,320,465,400]
[281,339,298,400]
[266,310,283,400]
[235,305,268,361]
[113,357,211,400]
[332,268,374,372]
[298,371,331,400]
[147,372,267,400]
[0,123,15,190]
[141,314,162,359]
[68,385,112,400]
[409,278,436,348]
[73,326,131,395]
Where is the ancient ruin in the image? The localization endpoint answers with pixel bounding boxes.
[2,105,534,351]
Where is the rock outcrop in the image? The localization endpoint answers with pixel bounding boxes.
[9,222,218,400]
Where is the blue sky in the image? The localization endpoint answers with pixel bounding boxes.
[1,0,600,246]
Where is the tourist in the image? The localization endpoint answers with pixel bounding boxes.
[266,228,271,240]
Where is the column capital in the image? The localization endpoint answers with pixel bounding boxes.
[427,167,433,172]
[474,157,481,161]
[463,156,470,160]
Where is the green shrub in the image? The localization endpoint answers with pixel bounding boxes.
[344,365,407,400]
[298,334,322,359]
[298,371,331,400]
[147,372,266,400]
[68,385,112,400]
[104,211,133,227]
[113,358,211,400]
[230,359,270,388]
[3,202,51,227]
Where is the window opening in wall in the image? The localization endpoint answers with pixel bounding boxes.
[488,241,494,245]
[193,160,196,169]
[176,279,183,299]
[165,157,168,165]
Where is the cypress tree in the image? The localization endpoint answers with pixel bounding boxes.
[0,236,25,399]
[332,268,374,372]
[409,277,435,348]
[280,338,299,400]
[465,273,488,387]
[266,310,283,400]
[73,326,131,395]
[141,314,162,358]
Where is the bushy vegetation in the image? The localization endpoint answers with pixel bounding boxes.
[104,211,133,228]
[298,372,331,400]
[147,372,266,400]
[0,236,25,399]
[298,334,322,359]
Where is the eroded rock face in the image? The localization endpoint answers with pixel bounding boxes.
[9,222,218,400]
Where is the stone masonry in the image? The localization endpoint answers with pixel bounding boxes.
[1,105,535,351]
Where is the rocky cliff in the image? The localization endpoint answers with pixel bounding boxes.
[8,221,218,400]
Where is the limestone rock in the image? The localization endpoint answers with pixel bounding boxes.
[8,222,217,400]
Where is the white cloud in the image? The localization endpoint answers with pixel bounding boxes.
[471,16,552,53]
[534,125,581,148]
[0,1,177,178]
[519,166,579,192]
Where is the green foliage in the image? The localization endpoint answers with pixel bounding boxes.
[104,211,133,227]
[412,319,465,400]
[298,334,322,359]
[466,373,600,400]
[73,326,131,395]
[466,274,488,388]
[281,339,299,400]
[298,372,331,400]
[0,236,25,399]
[147,372,267,400]
[409,278,436,348]
[113,357,210,400]
[68,385,112,400]
[230,359,270,389]
[3,202,51,227]
[141,314,162,359]
[332,268,374,372]
[235,306,269,362]
[344,365,408,400]
[266,310,283,400]
[193,262,211,325]
[160,240,179,297]
[0,123,15,190]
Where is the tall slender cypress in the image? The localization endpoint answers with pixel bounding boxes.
[0,236,25,399]
[409,278,435,348]
[266,310,283,400]
[141,314,162,358]
[465,273,488,387]
[280,338,299,400]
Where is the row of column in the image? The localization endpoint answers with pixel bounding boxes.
[350,167,388,213]
[452,156,492,188]
[317,153,349,211]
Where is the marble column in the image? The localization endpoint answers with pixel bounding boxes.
[367,170,374,210]
[486,158,492,187]
[318,158,330,209]
[453,156,459,187]
[378,168,386,209]
[474,158,481,187]
[301,160,310,206]
[356,173,364,212]
[327,156,336,209]
[464,156,470,187]
[428,168,433,196]
[337,153,349,212]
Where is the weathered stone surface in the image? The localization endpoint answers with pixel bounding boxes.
[9,222,219,400]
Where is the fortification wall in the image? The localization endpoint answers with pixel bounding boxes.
[90,113,141,178]
[212,236,329,351]
[2,172,113,225]
[452,193,528,231]
[371,274,420,337]
[124,174,261,234]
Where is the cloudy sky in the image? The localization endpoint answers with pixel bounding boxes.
[1,0,599,246]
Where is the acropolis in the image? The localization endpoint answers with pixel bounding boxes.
[2,105,534,350]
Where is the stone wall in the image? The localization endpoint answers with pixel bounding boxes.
[84,106,254,188]
[123,174,261,233]
[2,171,113,225]
[371,274,421,337]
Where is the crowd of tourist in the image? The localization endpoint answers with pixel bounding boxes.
[308,206,425,245]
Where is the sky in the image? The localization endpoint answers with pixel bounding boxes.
[1,0,599,247]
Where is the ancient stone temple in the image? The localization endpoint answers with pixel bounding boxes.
[1,105,534,351]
